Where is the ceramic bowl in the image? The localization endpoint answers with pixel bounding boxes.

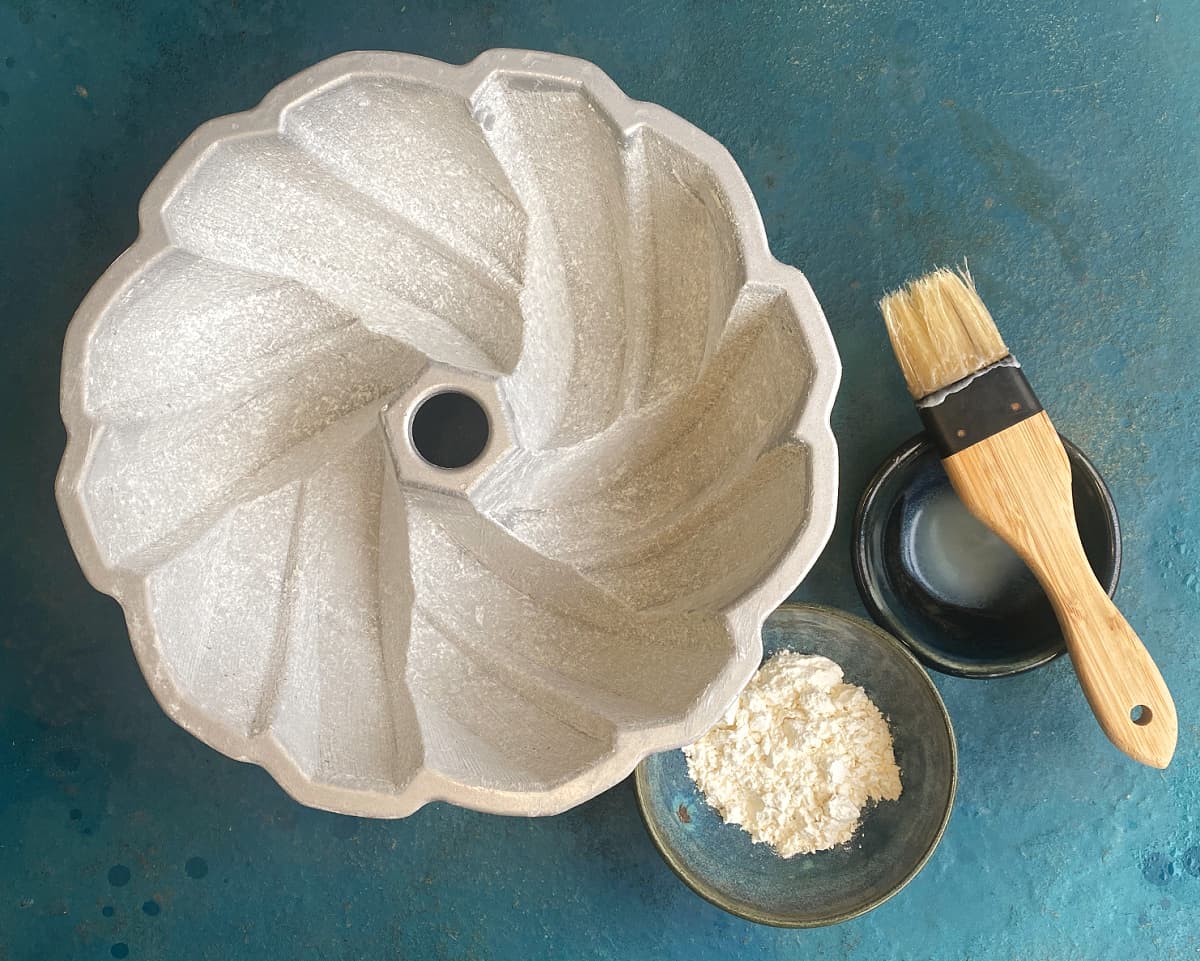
[635,604,956,927]
[852,433,1120,678]
[56,50,841,817]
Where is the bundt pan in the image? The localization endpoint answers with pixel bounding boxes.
[56,50,840,817]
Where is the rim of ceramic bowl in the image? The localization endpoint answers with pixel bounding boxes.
[633,602,958,928]
[851,433,1122,680]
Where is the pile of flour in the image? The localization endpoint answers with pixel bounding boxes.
[684,652,902,857]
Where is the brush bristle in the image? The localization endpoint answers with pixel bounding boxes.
[879,267,1009,399]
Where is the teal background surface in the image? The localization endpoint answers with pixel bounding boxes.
[2,1,1198,958]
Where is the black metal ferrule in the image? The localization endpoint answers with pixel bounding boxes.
[919,362,1043,457]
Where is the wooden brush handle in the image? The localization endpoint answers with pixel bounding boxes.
[943,411,1177,768]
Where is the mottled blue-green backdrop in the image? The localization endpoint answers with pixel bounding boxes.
[2,1,1198,958]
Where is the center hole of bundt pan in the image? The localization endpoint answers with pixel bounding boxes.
[409,390,491,470]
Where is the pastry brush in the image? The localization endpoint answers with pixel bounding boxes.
[879,267,1176,769]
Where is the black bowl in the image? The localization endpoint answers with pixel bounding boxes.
[852,433,1121,678]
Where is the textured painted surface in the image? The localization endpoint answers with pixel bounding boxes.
[1,0,1198,958]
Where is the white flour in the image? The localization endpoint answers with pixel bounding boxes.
[683,652,902,857]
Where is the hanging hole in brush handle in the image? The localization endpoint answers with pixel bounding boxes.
[1052,581,1177,768]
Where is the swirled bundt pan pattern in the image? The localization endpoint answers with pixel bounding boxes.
[57,50,840,816]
